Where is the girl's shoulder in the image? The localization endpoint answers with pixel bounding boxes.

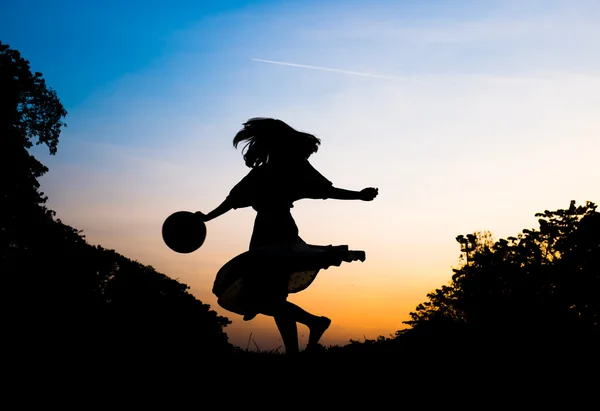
[253,160,331,186]
[297,160,331,185]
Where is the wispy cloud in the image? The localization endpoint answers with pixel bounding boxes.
[251,58,414,81]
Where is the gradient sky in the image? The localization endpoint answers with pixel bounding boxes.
[2,0,599,351]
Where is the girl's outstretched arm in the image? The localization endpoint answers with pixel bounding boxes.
[196,198,234,222]
[327,187,378,201]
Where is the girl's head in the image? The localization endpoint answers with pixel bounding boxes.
[233,118,321,168]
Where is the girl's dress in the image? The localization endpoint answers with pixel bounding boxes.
[212,159,365,320]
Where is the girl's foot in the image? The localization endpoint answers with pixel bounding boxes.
[308,316,331,347]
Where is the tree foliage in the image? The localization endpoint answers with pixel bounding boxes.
[1,40,68,258]
[405,201,599,337]
[1,41,232,359]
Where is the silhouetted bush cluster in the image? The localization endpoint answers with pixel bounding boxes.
[335,200,599,358]
[1,41,232,363]
[405,201,599,338]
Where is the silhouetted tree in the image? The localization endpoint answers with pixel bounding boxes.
[1,40,67,276]
[1,42,232,361]
[404,201,599,341]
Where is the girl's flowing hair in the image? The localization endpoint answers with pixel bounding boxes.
[233,118,321,168]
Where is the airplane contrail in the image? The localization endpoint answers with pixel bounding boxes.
[251,58,411,81]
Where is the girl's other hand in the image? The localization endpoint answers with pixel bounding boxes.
[195,211,208,221]
[360,187,379,201]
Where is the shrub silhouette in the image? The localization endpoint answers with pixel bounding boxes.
[1,41,232,362]
[405,200,599,340]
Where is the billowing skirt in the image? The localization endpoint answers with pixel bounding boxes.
[212,243,365,320]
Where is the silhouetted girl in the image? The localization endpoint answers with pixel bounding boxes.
[198,118,378,354]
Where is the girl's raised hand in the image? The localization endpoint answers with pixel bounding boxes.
[359,187,379,201]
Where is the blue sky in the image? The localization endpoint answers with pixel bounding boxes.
[2,1,248,106]
[6,0,598,108]
[2,0,599,349]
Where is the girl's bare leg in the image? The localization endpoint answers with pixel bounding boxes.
[274,315,299,355]
[265,301,331,354]
[307,316,331,347]
[278,302,330,348]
